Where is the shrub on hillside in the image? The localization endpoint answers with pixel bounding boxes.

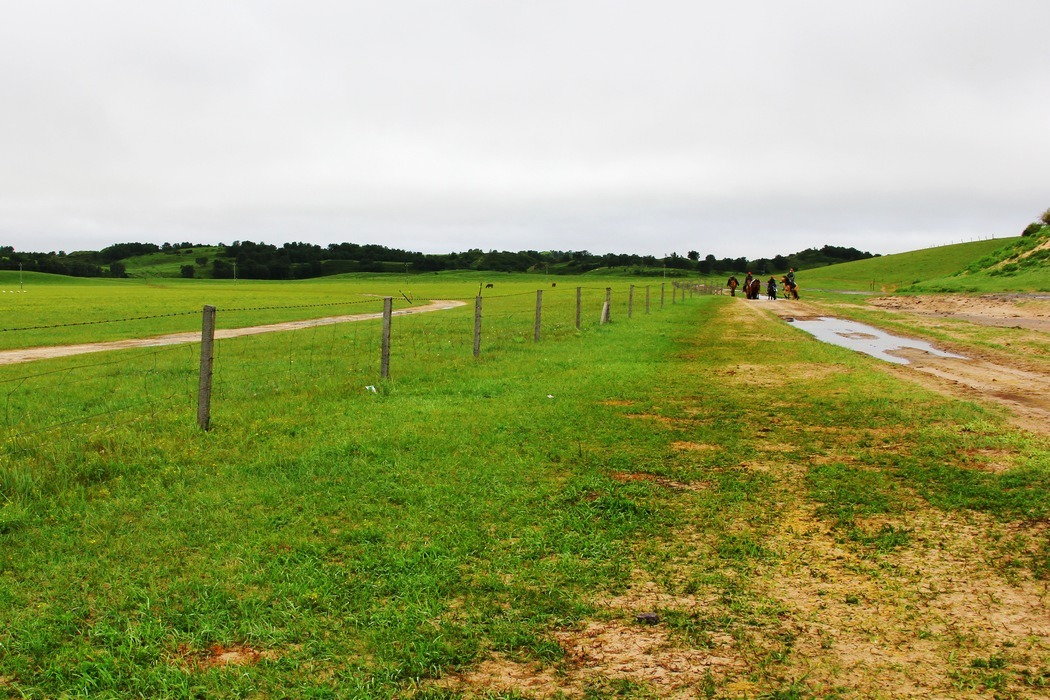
[1042,208,1050,226]
[1023,222,1043,237]
[989,263,1020,277]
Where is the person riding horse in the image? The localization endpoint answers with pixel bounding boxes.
[785,268,799,299]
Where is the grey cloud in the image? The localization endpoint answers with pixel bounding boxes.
[1,0,1048,258]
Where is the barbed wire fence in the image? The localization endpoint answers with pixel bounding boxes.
[0,281,719,449]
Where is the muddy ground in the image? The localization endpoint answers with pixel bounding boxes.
[867,293,1050,334]
[755,294,1050,435]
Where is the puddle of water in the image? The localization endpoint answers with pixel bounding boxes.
[789,317,967,365]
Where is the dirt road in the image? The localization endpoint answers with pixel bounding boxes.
[0,299,467,366]
[743,296,1050,434]
[868,293,1050,333]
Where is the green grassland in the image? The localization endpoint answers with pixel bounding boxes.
[0,271,671,351]
[908,226,1050,293]
[800,227,1049,295]
[118,247,226,278]
[0,267,1048,698]
[799,237,1019,293]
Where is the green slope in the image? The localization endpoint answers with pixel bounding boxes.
[120,246,225,278]
[800,237,1032,293]
[907,226,1050,293]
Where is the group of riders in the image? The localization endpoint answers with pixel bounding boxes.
[726,269,799,300]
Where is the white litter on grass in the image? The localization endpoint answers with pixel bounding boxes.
[547,394,554,399]
[365,385,377,393]
[789,317,968,365]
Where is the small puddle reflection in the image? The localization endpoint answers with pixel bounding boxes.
[789,317,967,365]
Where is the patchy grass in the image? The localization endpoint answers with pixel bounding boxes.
[0,284,1048,698]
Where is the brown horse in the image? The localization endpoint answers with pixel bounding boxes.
[748,278,761,299]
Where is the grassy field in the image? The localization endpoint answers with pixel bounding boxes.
[799,238,1018,293]
[800,228,1049,295]
[907,228,1050,293]
[0,272,1048,698]
[0,271,673,351]
[118,247,227,278]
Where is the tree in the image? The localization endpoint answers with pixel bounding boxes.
[212,260,233,278]
[180,264,195,278]
[1042,208,1050,226]
[100,242,160,263]
[109,262,126,278]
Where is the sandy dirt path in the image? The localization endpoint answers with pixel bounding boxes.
[868,293,1050,332]
[0,299,467,366]
[741,296,1050,434]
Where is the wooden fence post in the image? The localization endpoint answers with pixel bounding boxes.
[534,290,543,342]
[660,283,665,308]
[197,305,216,431]
[381,296,392,379]
[645,285,650,315]
[628,285,634,318]
[473,295,482,358]
[605,288,611,322]
[575,287,582,330]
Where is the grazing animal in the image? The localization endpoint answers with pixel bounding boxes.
[485,283,494,288]
[551,282,556,287]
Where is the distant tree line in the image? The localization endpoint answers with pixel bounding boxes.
[206,241,876,280]
[0,240,877,280]
[695,245,879,277]
[0,247,108,277]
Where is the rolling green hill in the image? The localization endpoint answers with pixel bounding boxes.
[906,226,1050,293]
[120,246,225,278]
[800,233,1049,294]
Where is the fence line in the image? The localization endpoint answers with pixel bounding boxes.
[0,281,718,440]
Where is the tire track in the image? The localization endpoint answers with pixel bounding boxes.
[0,299,467,366]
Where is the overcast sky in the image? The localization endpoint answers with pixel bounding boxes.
[2,1,1048,260]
